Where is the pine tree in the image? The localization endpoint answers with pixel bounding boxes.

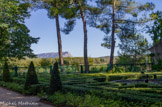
[62,0,101,73]
[90,0,155,70]
[24,61,38,89]
[2,61,10,82]
[50,62,62,94]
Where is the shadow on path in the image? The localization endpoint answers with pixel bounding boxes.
[0,87,54,107]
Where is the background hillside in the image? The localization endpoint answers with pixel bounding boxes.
[37,52,72,58]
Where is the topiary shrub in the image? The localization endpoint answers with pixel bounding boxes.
[2,61,11,82]
[24,61,38,90]
[50,62,62,94]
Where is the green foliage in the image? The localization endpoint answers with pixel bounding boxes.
[48,91,147,107]
[88,58,94,66]
[116,55,132,64]
[50,62,62,94]
[152,60,162,71]
[0,0,39,60]
[71,61,79,66]
[118,22,149,64]
[37,90,47,99]
[0,81,24,93]
[48,92,104,107]
[81,65,84,73]
[2,61,10,82]
[0,81,49,95]
[101,36,112,49]
[1,71,162,106]
[48,92,66,106]
[61,19,76,34]
[63,60,70,65]
[24,61,38,89]
[14,66,18,77]
[40,58,52,66]
[65,92,82,106]
[148,11,162,45]
[137,74,154,80]
[91,0,154,45]
[90,66,107,73]
[112,66,125,73]
[7,57,109,67]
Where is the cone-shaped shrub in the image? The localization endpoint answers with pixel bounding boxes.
[2,61,10,82]
[50,62,62,94]
[24,61,38,89]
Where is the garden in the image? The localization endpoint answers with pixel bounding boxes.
[0,61,162,107]
[1,0,162,106]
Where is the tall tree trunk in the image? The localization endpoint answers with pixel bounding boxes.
[79,3,89,73]
[109,0,116,70]
[56,15,64,66]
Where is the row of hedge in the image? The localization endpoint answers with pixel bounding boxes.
[0,61,62,95]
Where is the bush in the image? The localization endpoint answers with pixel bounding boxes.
[152,60,162,71]
[113,66,125,73]
[0,81,24,93]
[90,67,99,73]
[40,58,51,66]
[24,61,38,89]
[50,62,62,94]
[2,61,11,82]
[48,92,66,106]
[27,84,49,95]
[137,74,154,80]
[63,60,70,65]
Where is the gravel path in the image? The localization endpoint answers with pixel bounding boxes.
[0,87,54,107]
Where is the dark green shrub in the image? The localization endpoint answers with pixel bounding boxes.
[2,61,11,82]
[0,81,24,93]
[81,65,83,73]
[112,66,125,73]
[152,60,162,71]
[24,61,38,89]
[40,58,52,66]
[12,77,26,84]
[90,67,99,73]
[14,66,18,77]
[153,74,157,79]
[27,84,49,95]
[63,60,70,65]
[50,62,62,94]
[137,74,154,80]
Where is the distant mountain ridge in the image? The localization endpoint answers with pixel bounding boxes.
[37,52,72,58]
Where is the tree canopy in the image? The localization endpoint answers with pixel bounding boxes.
[117,22,148,64]
[0,0,39,60]
[148,11,162,45]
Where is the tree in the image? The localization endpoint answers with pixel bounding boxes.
[27,0,79,67]
[24,61,38,89]
[2,61,10,82]
[80,0,89,73]
[50,62,62,94]
[0,0,39,61]
[148,11,162,45]
[89,0,154,70]
[117,22,149,64]
[44,0,65,66]
[27,0,76,67]
[63,0,101,73]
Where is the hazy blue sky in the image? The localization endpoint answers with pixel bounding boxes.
[25,0,162,57]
